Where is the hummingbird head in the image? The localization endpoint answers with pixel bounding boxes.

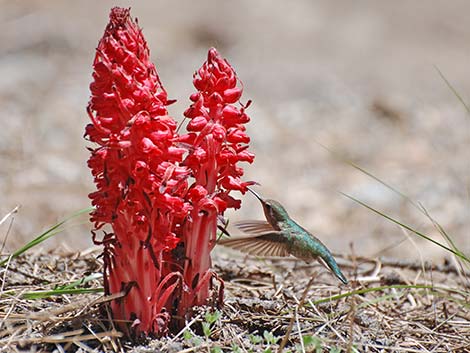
[247,188,290,227]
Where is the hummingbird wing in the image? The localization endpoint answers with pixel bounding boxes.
[234,220,275,235]
[218,232,290,257]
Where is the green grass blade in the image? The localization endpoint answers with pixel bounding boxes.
[1,272,103,300]
[434,65,470,117]
[0,286,104,300]
[22,287,104,300]
[356,293,397,308]
[418,204,470,274]
[56,272,103,290]
[310,284,469,306]
[216,218,230,242]
[0,207,94,267]
[319,142,465,257]
[316,142,417,206]
[341,192,470,263]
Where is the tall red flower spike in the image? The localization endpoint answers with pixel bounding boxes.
[178,48,255,315]
[86,7,254,337]
[85,7,188,336]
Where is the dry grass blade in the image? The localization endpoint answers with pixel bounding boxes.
[0,249,114,352]
[0,206,19,258]
[0,206,19,228]
[278,275,315,352]
[10,330,122,345]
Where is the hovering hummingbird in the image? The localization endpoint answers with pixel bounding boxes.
[219,188,348,284]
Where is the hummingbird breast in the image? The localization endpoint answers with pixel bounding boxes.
[288,236,320,262]
[280,222,324,262]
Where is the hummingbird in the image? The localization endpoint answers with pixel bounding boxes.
[219,188,348,284]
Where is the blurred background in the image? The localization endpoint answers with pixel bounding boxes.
[1,1,469,261]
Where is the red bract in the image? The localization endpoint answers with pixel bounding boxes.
[86,7,254,337]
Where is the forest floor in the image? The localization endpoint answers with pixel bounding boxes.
[1,249,468,352]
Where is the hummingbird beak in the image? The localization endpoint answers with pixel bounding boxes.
[246,187,265,203]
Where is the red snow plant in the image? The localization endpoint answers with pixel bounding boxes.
[85,7,254,337]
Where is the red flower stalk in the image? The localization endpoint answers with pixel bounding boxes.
[86,7,188,336]
[178,48,254,314]
[86,7,254,337]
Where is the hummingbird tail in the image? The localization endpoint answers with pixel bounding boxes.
[318,255,348,285]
